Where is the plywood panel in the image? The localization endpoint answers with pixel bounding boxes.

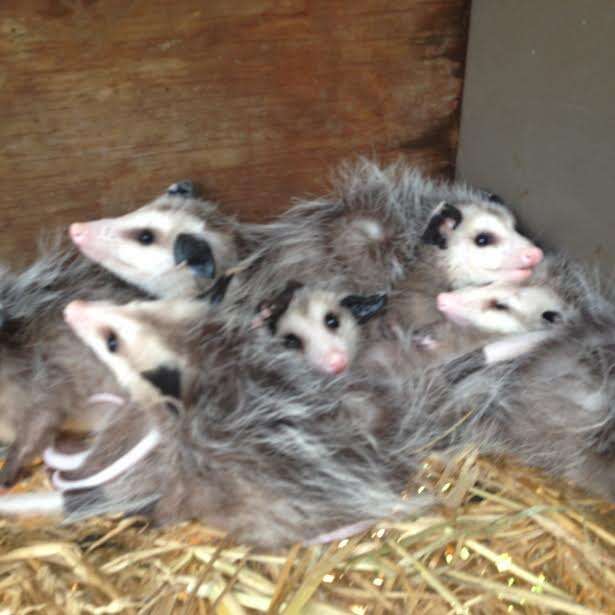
[0,0,469,263]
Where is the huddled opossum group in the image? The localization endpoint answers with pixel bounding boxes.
[0,163,613,547]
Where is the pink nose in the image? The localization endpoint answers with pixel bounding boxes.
[521,247,543,267]
[437,292,462,312]
[69,222,88,245]
[325,351,348,374]
[63,300,88,324]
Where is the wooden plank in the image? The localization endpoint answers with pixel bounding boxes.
[0,0,469,263]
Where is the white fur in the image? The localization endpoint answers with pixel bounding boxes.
[442,203,541,288]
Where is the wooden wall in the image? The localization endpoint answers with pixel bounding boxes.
[0,0,470,263]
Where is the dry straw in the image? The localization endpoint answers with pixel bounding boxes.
[1,449,613,614]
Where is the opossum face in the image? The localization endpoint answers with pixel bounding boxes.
[260,286,387,375]
[70,185,237,298]
[63,299,203,404]
[437,284,568,334]
[422,202,543,287]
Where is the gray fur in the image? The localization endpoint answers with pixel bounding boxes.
[213,159,536,340]
[0,319,128,485]
[0,233,144,480]
[56,313,433,546]
[2,167,613,545]
[220,160,498,322]
[0,234,139,339]
[455,310,615,500]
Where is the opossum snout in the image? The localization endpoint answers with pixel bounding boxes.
[70,220,116,263]
[323,350,348,374]
[437,292,462,312]
[69,223,88,245]
[63,300,89,326]
[64,300,87,320]
[436,293,472,326]
[520,247,544,268]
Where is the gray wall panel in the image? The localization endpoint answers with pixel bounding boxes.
[457,0,615,266]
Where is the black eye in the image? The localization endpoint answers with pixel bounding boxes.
[542,310,561,324]
[490,300,509,311]
[137,229,155,245]
[474,232,496,247]
[324,312,339,330]
[106,331,119,353]
[283,334,303,351]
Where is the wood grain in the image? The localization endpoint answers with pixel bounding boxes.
[0,0,469,263]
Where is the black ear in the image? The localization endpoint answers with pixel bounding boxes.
[141,366,182,399]
[541,310,562,324]
[421,202,463,250]
[340,293,387,324]
[485,192,504,204]
[173,233,216,279]
[167,180,199,198]
[198,273,234,305]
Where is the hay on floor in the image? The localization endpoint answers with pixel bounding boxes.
[0,449,613,614]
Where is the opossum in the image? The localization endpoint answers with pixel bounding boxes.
[254,281,387,374]
[23,296,432,547]
[70,180,244,298]
[436,284,569,334]
[0,181,233,481]
[418,254,589,370]
[358,311,615,503]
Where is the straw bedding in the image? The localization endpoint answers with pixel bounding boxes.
[1,448,613,615]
